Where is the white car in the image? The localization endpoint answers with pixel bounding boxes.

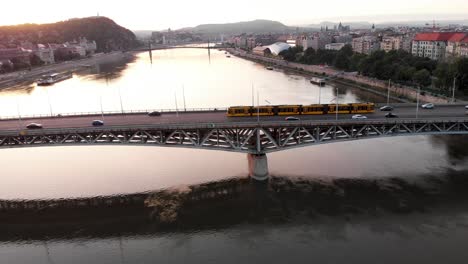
[465,105,468,110]
[285,116,300,121]
[421,103,434,109]
[352,114,367,120]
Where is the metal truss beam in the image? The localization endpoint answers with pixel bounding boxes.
[0,120,467,153]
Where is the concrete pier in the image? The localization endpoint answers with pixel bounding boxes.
[247,153,269,181]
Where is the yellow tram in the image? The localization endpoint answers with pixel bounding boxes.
[227,103,374,117]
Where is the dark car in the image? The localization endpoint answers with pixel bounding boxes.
[148,111,161,116]
[380,105,394,111]
[92,120,104,126]
[385,112,398,118]
[26,123,43,129]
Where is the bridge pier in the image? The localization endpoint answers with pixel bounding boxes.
[247,153,269,181]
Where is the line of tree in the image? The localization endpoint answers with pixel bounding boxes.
[279,45,468,94]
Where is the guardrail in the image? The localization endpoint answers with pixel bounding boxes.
[1,103,467,121]
[0,107,228,121]
[2,117,468,136]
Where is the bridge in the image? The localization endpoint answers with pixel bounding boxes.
[132,44,229,52]
[1,104,467,180]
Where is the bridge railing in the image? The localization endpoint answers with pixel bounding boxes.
[0,107,228,121]
[2,117,468,137]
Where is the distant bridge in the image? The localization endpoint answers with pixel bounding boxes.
[132,44,229,52]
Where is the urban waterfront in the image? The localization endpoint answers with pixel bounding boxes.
[1,48,468,263]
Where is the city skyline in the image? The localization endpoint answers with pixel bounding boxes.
[0,0,467,30]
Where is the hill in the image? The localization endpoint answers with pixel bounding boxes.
[0,17,139,52]
[191,19,290,34]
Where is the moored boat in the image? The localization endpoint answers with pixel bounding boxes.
[310,77,326,86]
[37,72,73,86]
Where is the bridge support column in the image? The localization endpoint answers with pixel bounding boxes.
[247,153,269,181]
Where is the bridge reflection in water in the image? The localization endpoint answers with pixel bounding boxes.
[2,167,468,243]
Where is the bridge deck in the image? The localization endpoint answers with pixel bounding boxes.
[0,104,467,153]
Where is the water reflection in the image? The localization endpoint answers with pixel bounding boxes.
[76,53,137,82]
[2,166,468,242]
[430,135,468,165]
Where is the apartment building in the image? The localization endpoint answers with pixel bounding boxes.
[412,32,466,60]
[352,36,380,54]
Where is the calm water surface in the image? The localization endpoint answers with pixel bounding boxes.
[1,48,468,264]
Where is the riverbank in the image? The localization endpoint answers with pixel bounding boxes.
[0,51,135,90]
[226,48,463,104]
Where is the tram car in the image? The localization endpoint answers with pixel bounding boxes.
[227,103,374,117]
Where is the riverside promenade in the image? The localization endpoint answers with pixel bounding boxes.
[227,48,461,104]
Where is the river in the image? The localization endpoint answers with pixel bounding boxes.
[1,48,468,264]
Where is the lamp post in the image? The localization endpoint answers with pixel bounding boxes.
[387,79,391,106]
[100,95,104,121]
[452,77,456,103]
[416,86,420,119]
[335,87,338,121]
[45,88,53,117]
[174,91,179,117]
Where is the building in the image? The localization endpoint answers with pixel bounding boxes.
[381,36,401,52]
[0,47,32,64]
[325,43,345,50]
[256,42,291,56]
[412,32,467,60]
[333,34,353,44]
[252,46,271,56]
[310,33,332,50]
[460,37,468,57]
[446,33,468,59]
[401,34,415,52]
[298,35,314,50]
[34,44,55,64]
[352,36,380,54]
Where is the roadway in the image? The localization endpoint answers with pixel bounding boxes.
[0,104,467,132]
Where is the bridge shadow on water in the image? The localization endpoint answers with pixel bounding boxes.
[2,164,468,243]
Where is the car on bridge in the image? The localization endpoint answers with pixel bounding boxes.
[421,103,435,109]
[92,120,104,126]
[148,111,161,116]
[285,116,300,121]
[352,114,367,120]
[379,105,393,111]
[385,112,398,118]
[26,123,43,129]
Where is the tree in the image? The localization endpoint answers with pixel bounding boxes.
[454,58,468,93]
[30,54,44,66]
[413,69,431,87]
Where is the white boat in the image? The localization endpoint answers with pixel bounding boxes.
[266,66,274,70]
[310,77,326,86]
[37,72,72,86]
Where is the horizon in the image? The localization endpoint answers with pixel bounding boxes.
[0,0,467,30]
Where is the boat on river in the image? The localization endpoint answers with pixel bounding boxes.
[37,72,72,86]
[310,77,326,86]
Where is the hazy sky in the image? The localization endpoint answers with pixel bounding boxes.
[1,0,467,30]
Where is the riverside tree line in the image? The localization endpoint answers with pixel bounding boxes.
[279,45,468,96]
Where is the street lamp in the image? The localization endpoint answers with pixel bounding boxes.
[416,85,420,119]
[335,87,339,121]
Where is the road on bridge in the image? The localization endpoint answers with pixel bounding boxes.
[0,104,467,132]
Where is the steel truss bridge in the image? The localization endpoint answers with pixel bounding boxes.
[1,119,468,153]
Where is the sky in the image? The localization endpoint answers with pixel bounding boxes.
[1,0,467,30]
